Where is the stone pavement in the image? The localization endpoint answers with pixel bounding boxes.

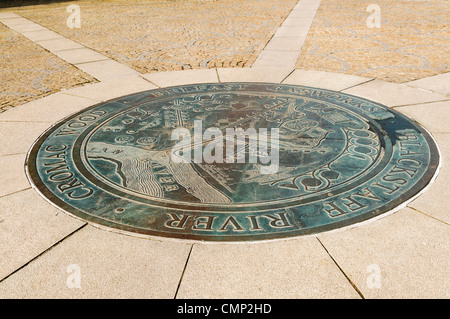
[297,0,450,83]
[0,0,449,299]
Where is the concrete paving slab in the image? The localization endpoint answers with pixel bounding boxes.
[53,48,110,65]
[142,69,219,87]
[0,153,29,198]
[74,59,140,82]
[407,133,450,224]
[294,1,321,7]
[282,69,372,91]
[293,2,321,12]
[0,92,100,123]
[6,22,47,33]
[35,38,85,52]
[62,75,158,102]
[406,72,450,98]
[0,189,86,281]
[0,225,192,298]
[289,8,321,18]
[282,17,316,28]
[0,17,32,26]
[217,67,293,83]
[20,29,64,42]
[395,100,450,134]
[274,26,310,38]
[0,121,53,156]
[176,238,360,299]
[264,36,306,52]
[317,207,449,299]
[252,50,301,69]
[0,12,21,19]
[342,79,448,107]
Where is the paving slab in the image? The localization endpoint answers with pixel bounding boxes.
[282,69,372,91]
[264,36,307,52]
[0,121,53,156]
[142,69,219,87]
[35,38,85,52]
[54,47,110,65]
[61,75,158,102]
[317,207,449,299]
[342,79,448,107]
[273,26,310,38]
[282,17,316,28]
[406,72,450,98]
[289,8,321,18]
[0,189,86,281]
[217,67,293,83]
[0,12,21,19]
[0,225,192,298]
[292,2,321,13]
[395,100,450,134]
[6,22,47,33]
[0,153,30,198]
[252,50,301,69]
[176,238,360,299]
[20,29,64,42]
[74,59,140,82]
[0,92,100,123]
[0,17,32,26]
[407,133,450,224]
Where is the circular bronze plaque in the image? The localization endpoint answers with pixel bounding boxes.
[26,83,440,241]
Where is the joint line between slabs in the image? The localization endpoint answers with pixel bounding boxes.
[0,187,31,199]
[0,223,87,285]
[316,237,365,299]
[174,243,194,299]
[391,98,450,108]
[215,68,222,83]
[0,152,27,157]
[139,75,161,88]
[407,206,450,226]
[60,91,103,102]
[280,68,296,84]
[338,78,376,92]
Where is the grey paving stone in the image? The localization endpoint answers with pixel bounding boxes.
[0,225,192,298]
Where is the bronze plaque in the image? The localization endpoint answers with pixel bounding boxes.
[26,83,440,241]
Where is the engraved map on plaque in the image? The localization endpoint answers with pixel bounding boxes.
[26,83,440,241]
